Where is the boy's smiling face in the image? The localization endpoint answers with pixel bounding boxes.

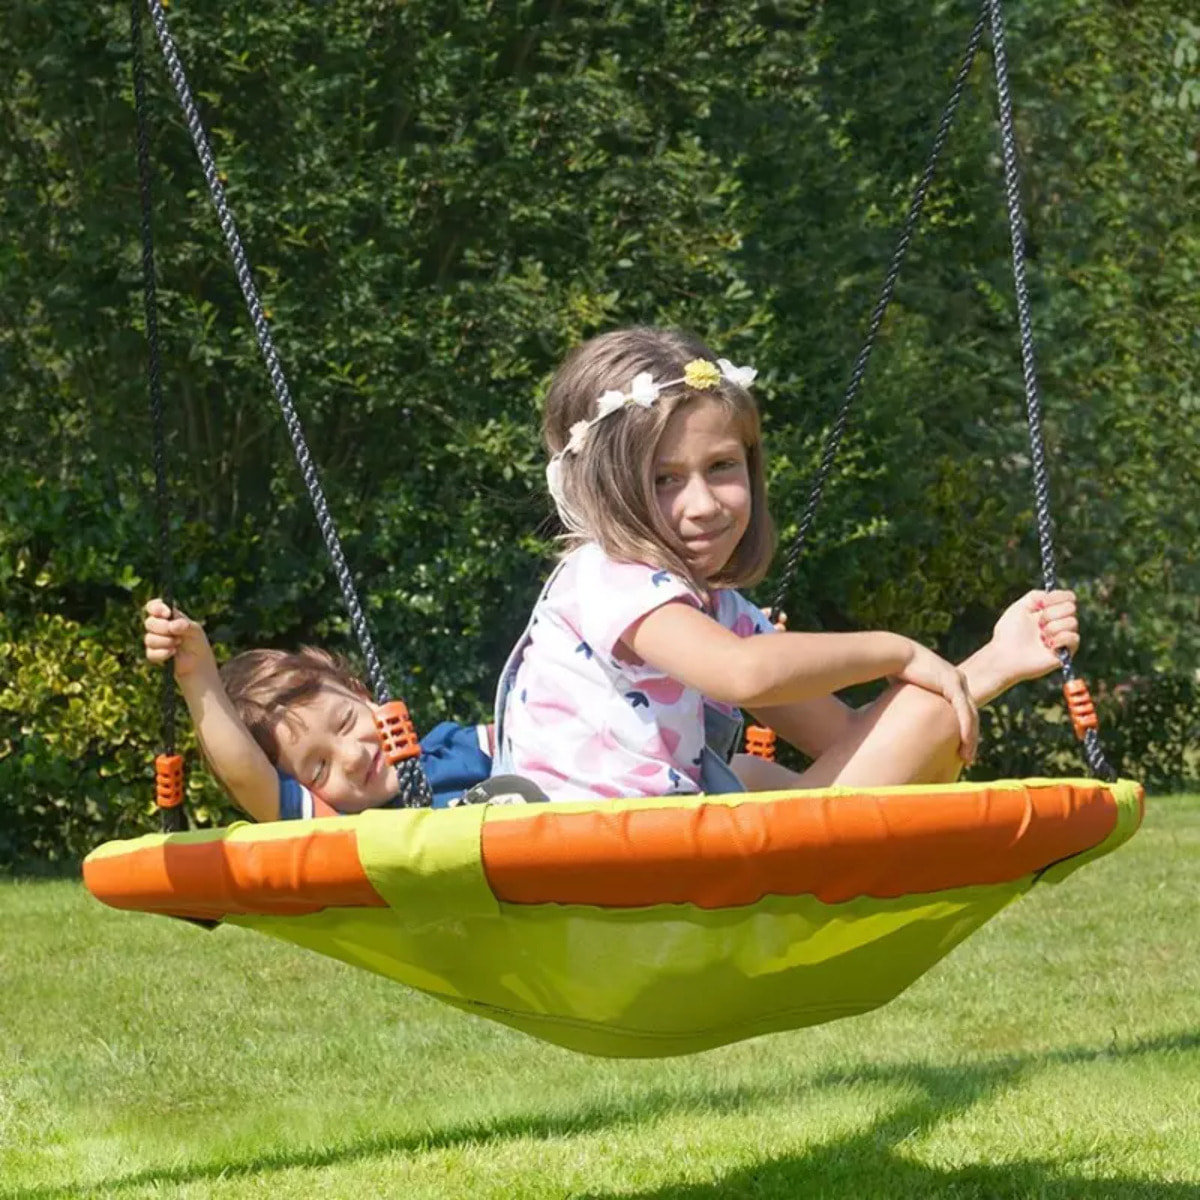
[271,684,396,812]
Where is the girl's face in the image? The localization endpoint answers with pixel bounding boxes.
[652,398,752,582]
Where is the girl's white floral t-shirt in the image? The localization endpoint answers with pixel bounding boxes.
[501,542,774,801]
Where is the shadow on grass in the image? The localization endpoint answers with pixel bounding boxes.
[599,1154,1200,1200]
[583,1028,1200,1200]
[5,1030,1198,1200]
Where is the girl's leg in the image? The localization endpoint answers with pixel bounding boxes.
[795,681,966,788]
[731,752,810,792]
[730,589,1080,792]
[731,681,964,792]
[731,635,1021,792]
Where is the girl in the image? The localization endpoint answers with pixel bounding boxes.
[494,326,1080,801]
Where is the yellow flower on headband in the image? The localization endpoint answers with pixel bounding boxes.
[683,359,721,390]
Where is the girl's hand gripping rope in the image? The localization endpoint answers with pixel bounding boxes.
[990,590,1081,683]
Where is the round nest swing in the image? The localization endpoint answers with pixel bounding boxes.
[85,0,1143,1059]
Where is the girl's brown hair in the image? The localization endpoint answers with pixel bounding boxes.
[218,646,368,765]
[543,326,775,591]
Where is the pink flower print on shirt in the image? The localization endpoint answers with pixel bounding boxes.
[524,673,581,725]
[521,757,571,783]
[658,726,682,758]
[730,612,759,639]
[640,726,682,761]
[639,727,700,788]
[576,727,622,774]
[584,777,627,800]
[627,762,666,779]
[633,676,687,707]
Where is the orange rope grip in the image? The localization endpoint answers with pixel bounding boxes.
[1063,679,1100,740]
[373,700,422,766]
[154,754,185,809]
[744,725,777,761]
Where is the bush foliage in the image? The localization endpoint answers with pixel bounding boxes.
[2,1,1197,861]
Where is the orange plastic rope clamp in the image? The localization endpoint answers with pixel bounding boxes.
[744,725,777,761]
[154,753,185,809]
[373,699,422,765]
[1062,678,1099,740]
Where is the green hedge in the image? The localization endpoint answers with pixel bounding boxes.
[2,1,1197,862]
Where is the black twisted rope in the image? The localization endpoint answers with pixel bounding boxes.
[131,0,188,833]
[769,3,988,617]
[139,0,432,805]
[986,0,1115,781]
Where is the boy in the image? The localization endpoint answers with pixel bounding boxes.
[142,598,493,820]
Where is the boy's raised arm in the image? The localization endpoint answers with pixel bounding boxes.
[143,599,281,822]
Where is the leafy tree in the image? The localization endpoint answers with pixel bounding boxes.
[1,0,1196,861]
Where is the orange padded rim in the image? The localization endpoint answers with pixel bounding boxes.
[480,782,1124,908]
[84,782,1135,919]
[83,826,385,921]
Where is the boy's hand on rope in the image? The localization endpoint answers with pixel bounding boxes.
[896,642,979,764]
[991,590,1080,683]
[143,598,216,680]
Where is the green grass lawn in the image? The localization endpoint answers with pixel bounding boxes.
[2,795,1197,1199]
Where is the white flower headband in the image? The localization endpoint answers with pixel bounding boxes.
[561,357,757,458]
[545,356,757,532]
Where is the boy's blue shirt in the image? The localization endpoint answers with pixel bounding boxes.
[276,720,492,819]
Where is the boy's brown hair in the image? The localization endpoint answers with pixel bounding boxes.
[543,326,775,592]
[218,647,368,764]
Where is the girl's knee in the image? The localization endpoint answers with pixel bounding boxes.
[870,683,969,767]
